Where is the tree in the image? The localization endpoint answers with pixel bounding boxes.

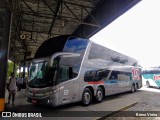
[7,61,18,78]
[7,61,13,78]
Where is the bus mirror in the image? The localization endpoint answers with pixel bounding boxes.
[49,52,81,66]
[61,53,80,58]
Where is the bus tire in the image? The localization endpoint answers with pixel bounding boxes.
[95,87,103,103]
[81,88,92,106]
[136,83,139,89]
[135,84,137,92]
[131,84,135,93]
[146,81,150,88]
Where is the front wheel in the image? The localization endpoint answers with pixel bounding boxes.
[134,84,138,92]
[146,81,150,88]
[95,87,103,103]
[81,88,92,106]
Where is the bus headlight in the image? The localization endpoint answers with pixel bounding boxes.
[47,100,51,103]
[47,98,54,103]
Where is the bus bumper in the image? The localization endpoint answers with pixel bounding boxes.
[27,96,56,106]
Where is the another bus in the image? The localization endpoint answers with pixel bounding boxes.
[27,35,142,106]
[142,68,160,88]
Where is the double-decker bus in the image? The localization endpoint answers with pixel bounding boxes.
[27,35,142,106]
[142,68,160,88]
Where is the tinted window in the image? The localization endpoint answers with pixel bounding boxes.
[58,66,69,82]
[29,61,47,81]
[88,43,107,60]
[88,43,136,65]
[58,65,78,82]
[58,37,88,81]
[109,71,131,80]
[63,37,88,53]
[84,70,98,82]
[84,69,131,82]
[84,69,109,82]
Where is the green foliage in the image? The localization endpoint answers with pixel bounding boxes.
[7,61,18,78]
[7,61,13,78]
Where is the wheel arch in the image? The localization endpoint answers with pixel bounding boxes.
[97,85,105,97]
[81,85,94,101]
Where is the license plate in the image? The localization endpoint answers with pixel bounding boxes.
[32,99,37,103]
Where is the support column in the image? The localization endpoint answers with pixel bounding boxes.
[19,64,21,77]
[0,9,12,112]
[22,53,26,79]
[27,61,30,76]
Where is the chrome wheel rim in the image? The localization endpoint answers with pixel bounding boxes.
[83,92,90,104]
[96,90,102,101]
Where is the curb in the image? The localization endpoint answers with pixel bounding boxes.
[97,102,138,120]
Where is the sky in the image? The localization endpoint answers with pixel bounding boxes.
[90,0,160,68]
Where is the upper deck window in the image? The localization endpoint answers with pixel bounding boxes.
[63,37,88,53]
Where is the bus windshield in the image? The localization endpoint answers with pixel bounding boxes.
[29,59,59,88]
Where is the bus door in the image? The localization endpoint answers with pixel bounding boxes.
[58,66,74,105]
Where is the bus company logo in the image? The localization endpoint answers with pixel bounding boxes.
[132,69,139,76]
[153,75,160,81]
[2,112,42,118]
[132,68,139,80]
[2,112,11,117]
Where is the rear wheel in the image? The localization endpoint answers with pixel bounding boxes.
[146,81,150,88]
[95,87,103,103]
[136,83,139,89]
[82,88,92,106]
[134,84,138,92]
[131,84,135,93]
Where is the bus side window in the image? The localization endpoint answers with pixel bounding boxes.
[69,67,73,78]
[58,66,76,83]
[111,76,115,79]
[96,71,104,81]
[109,71,118,80]
[84,70,96,82]
[59,66,69,82]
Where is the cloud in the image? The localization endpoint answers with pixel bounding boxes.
[90,0,160,67]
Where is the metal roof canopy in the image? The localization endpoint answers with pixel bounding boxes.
[3,0,141,64]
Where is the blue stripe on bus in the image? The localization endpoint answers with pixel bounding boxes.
[105,80,118,84]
